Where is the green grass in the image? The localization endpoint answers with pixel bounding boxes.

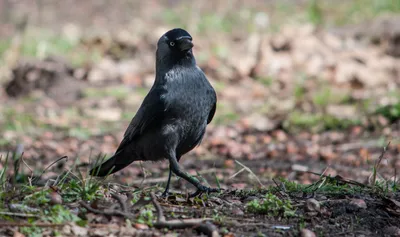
[68,127,93,140]
[311,86,352,108]
[0,152,107,236]
[246,192,296,217]
[1,0,398,73]
[0,146,398,237]
[0,28,102,67]
[233,166,399,202]
[307,0,323,25]
[42,205,81,224]
[275,171,399,196]
[270,0,400,28]
[213,103,240,125]
[0,108,37,133]
[82,86,131,100]
[20,35,75,58]
[197,13,238,34]
[0,39,11,57]
[375,102,400,122]
[137,205,155,226]
[308,0,400,26]
[255,76,273,87]
[283,111,360,132]
[280,178,366,195]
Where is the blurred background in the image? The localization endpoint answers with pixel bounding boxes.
[0,0,399,189]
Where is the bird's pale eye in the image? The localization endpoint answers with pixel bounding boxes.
[169,42,175,47]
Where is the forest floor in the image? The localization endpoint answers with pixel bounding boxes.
[0,1,400,236]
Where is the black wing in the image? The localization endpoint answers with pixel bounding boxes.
[207,102,216,124]
[207,89,217,124]
[117,87,166,151]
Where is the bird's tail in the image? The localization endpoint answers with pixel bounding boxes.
[89,149,135,177]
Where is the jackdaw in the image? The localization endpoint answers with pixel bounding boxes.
[90,28,219,197]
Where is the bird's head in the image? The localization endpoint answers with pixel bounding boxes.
[156,28,195,69]
[159,28,193,53]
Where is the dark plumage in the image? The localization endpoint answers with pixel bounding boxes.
[90,28,219,196]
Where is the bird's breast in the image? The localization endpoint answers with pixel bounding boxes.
[161,65,215,131]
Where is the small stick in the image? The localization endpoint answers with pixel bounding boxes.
[228,168,245,180]
[0,222,64,228]
[0,211,39,218]
[375,141,390,168]
[139,161,147,187]
[149,192,219,236]
[306,171,369,188]
[21,155,34,186]
[233,160,264,187]
[42,156,68,174]
[129,168,218,185]
[0,222,123,228]
[79,201,134,219]
[33,156,68,182]
[110,192,128,213]
[150,192,165,222]
[370,141,391,186]
[21,155,33,173]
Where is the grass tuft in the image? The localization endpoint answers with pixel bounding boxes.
[246,192,296,217]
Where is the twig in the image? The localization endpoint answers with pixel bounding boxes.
[0,222,122,228]
[376,141,390,168]
[150,192,165,222]
[272,178,291,200]
[224,220,273,228]
[21,155,34,186]
[0,222,64,228]
[305,171,370,190]
[79,201,134,219]
[272,178,287,193]
[0,211,39,218]
[131,195,152,210]
[323,140,382,152]
[232,160,264,187]
[228,168,246,179]
[21,156,33,174]
[320,199,349,204]
[139,161,147,187]
[222,217,293,229]
[131,177,169,185]
[8,204,40,214]
[12,150,24,186]
[370,141,391,186]
[159,203,200,209]
[43,156,68,174]
[110,192,128,213]
[129,168,217,185]
[33,156,68,182]
[150,192,219,237]
[320,165,330,177]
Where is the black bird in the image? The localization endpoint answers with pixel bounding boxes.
[90,28,219,196]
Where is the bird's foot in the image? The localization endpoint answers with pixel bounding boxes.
[161,189,171,198]
[189,185,221,198]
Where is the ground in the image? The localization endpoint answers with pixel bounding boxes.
[0,0,400,236]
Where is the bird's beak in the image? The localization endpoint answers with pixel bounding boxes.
[177,38,194,51]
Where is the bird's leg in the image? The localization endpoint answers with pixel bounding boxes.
[161,167,172,197]
[168,152,219,197]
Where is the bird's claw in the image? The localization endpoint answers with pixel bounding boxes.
[189,185,221,197]
[161,190,171,198]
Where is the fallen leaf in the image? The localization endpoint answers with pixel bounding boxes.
[301,229,317,237]
[134,223,149,230]
[13,232,25,237]
[349,199,367,209]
